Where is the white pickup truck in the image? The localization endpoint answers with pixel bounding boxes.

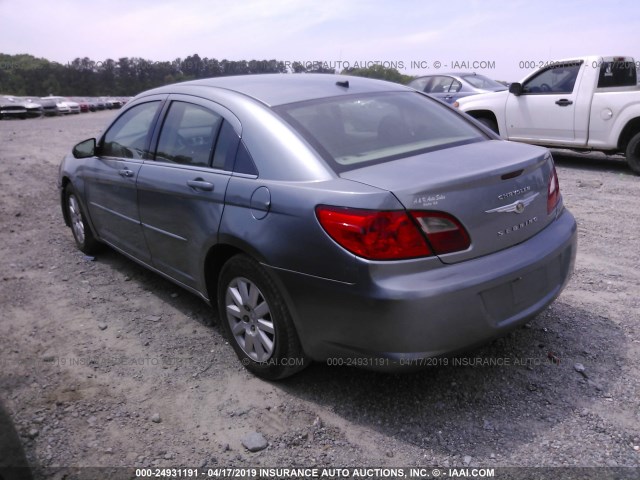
[455,56,640,174]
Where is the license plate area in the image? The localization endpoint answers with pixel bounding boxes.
[480,266,549,326]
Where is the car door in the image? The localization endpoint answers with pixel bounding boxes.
[424,76,457,103]
[83,99,163,261]
[136,96,240,289]
[505,61,584,145]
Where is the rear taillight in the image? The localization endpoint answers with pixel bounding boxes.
[547,165,560,214]
[316,206,470,260]
[316,207,431,260]
[411,212,471,254]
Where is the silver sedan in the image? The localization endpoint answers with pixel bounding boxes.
[58,74,577,379]
[409,72,507,104]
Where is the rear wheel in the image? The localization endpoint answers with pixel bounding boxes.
[65,184,101,254]
[217,254,308,380]
[625,132,640,175]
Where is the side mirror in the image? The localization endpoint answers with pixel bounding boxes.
[72,138,96,158]
[509,82,523,96]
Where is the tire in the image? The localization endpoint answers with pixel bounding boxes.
[477,116,499,135]
[625,131,640,175]
[64,184,101,254]
[217,254,308,380]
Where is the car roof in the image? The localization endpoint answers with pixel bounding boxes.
[148,73,413,107]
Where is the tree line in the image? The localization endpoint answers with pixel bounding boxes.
[0,53,415,97]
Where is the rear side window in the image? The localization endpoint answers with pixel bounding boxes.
[212,121,240,170]
[233,141,258,176]
[597,60,637,88]
[155,101,223,167]
[274,91,485,172]
[101,101,160,159]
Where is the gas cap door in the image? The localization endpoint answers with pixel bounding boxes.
[250,186,271,220]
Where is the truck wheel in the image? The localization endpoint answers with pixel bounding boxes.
[626,132,640,175]
[477,117,499,135]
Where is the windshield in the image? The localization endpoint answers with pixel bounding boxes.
[461,75,506,91]
[275,91,486,172]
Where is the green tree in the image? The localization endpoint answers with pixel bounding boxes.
[0,52,416,96]
[342,64,414,84]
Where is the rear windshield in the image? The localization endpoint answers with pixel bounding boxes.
[597,60,637,88]
[274,91,486,172]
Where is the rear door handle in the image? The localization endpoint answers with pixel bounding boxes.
[118,168,134,178]
[555,99,573,106]
[187,179,214,191]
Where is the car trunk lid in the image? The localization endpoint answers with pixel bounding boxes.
[339,140,557,264]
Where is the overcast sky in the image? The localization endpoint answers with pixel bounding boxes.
[1,0,638,81]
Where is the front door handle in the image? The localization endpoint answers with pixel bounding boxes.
[118,168,134,178]
[555,99,573,106]
[187,179,214,191]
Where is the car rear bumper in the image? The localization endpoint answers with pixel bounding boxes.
[268,208,577,368]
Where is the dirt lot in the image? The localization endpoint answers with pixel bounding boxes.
[1,112,639,479]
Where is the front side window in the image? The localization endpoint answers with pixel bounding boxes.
[155,102,223,167]
[275,91,485,172]
[101,101,160,158]
[522,62,582,94]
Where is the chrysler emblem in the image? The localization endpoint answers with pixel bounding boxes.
[485,193,539,214]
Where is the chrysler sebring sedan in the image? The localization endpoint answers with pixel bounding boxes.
[58,74,577,379]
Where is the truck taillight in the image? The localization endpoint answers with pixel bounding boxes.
[316,206,470,260]
[547,165,560,214]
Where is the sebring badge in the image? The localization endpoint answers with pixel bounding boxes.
[485,192,539,215]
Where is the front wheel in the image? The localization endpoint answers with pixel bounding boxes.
[65,184,101,254]
[625,132,640,175]
[217,254,308,380]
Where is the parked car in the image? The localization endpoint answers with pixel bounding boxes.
[0,96,42,119]
[63,97,80,114]
[37,97,59,116]
[41,96,80,114]
[72,97,92,113]
[20,97,44,118]
[409,72,507,104]
[102,97,122,109]
[41,96,69,115]
[0,96,28,119]
[455,56,640,174]
[58,74,577,379]
[91,98,106,111]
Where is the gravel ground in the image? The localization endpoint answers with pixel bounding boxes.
[0,112,639,479]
